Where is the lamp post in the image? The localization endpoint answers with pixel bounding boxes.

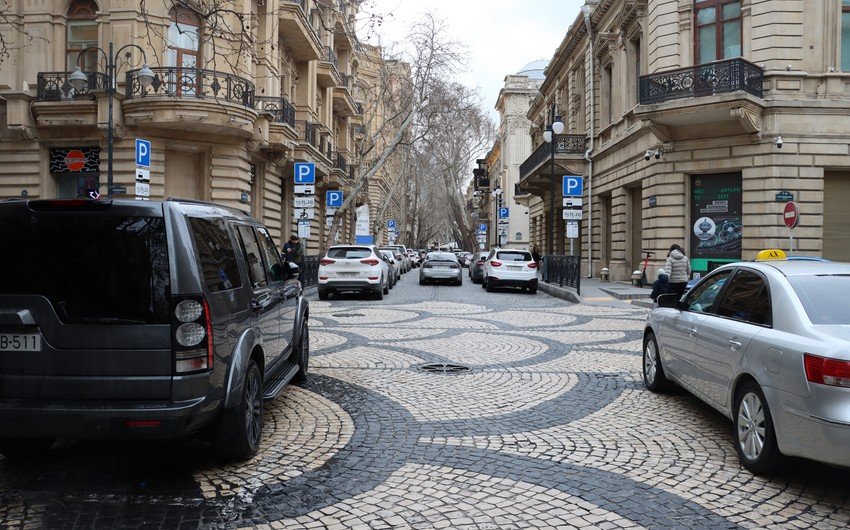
[542,104,565,256]
[491,185,503,246]
[69,43,154,198]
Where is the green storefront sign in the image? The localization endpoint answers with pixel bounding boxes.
[690,173,742,272]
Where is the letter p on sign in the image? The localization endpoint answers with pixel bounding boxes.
[294,162,316,184]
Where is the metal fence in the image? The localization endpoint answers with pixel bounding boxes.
[639,57,763,105]
[543,255,581,295]
[300,255,320,288]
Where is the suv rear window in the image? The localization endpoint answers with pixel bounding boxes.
[0,214,170,324]
[790,275,850,325]
[188,217,242,292]
[497,251,532,261]
[328,247,371,259]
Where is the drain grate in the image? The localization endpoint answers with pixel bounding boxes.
[419,363,471,374]
[333,313,365,317]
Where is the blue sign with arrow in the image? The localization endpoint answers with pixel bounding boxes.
[562,175,583,197]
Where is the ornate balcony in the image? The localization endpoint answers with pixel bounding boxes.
[636,58,765,141]
[518,134,586,182]
[36,71,107,102]
[122,67,257,136]
[279,0,323,61]
[254,96,296,127]
[32,71,109,128]
[317,47,342,88]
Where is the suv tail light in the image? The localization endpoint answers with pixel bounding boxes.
[361,259,380,266]
[528,262,538,269]
[804,353,850,388]
[491,260,503,267]
[320,258,336,266]
[172,295,213,373]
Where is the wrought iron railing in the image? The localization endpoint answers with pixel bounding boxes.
[300,255,320,288]
[340,74,351,89]
[324,46,339,70]
[515,183,527,196]
[36,71,108,102]
[285,0,305,8]
[349,165,355,180]
[296,121,317,146]
[125,67,254,107]
[355,102,363,115]
[519,135,587,180]
[254,95,296,127]
[543,255,581,295]
[335,152,347,171]
[327,143,334,161]
[639,57,763,105]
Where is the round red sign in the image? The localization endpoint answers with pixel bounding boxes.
[65,150,86,172]
[783,201,799,229]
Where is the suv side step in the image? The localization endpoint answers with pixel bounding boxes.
[263,363,299,401]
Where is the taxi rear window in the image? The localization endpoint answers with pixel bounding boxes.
[789,275,850,325]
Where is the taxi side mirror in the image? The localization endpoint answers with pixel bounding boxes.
[656,293,679,309]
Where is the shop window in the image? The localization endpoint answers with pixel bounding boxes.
[695,0,742,64]
[66,0,99,71]
[842,1,850,71]
[167,6,201,95]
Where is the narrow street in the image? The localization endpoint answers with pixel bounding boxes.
[1,277,849,529]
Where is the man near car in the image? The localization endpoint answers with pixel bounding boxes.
[282,235,303,266]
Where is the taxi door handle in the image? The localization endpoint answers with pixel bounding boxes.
[687,327,698,335]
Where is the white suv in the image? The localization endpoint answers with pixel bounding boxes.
[482,248,538,294]
[318,245,390,300]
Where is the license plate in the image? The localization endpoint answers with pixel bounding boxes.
[337,272,359,278]
[507,266,522,271]
[0,333,42,352]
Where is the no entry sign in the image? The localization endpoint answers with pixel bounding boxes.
[783,201,799,229]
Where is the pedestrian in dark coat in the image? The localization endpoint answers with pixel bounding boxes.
[650,268,669,301]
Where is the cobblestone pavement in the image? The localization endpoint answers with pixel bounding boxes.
[2,274,850,529]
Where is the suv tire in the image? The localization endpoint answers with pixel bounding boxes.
[218,360,263,462]
[318,288,329,301]
[374,287,384,300]
[293,321,310,382]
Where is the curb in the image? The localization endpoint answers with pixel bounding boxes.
[538,281,581,304]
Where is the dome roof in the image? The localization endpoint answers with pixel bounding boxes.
[517,59,548,80]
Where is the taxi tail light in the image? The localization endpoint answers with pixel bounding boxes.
[360,259,380,266]
[320,258,336,266]
[491,260,503,267]
[804,353,850,388]
[528,262,538,269]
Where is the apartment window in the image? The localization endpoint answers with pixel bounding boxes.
[168,6,201,95]
[66,0,99,71]
[631,37,642,106]
[604,64,613,125]
[842,1,850,71]
[695,0,742,64]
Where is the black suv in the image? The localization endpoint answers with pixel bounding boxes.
[0,198,309,461]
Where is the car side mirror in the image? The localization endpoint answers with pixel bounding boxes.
[656,293,680,309]
[269,263,285,282]
[286,261,300,279]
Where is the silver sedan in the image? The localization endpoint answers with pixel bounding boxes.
[419,252,462,286]
[643,253,850,473]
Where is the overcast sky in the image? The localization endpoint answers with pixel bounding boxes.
[358,0,584,117]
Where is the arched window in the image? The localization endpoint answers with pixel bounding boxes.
[66,0,99,71]
[167,6,201,95]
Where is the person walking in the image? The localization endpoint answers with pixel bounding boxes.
[282,235,304,267]
[664,244,691,297]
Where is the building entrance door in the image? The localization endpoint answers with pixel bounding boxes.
[824,171,850,261]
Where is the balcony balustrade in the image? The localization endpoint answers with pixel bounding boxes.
[36,71,108,102]
[639,57,763,105]
[325,47,339,70]
[125,67,254,107]
[254,96,296,127]
[519,135,586,181]
[296,120,317,146]
[335,152,347,171]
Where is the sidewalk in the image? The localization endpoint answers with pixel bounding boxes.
[538,275,654,308]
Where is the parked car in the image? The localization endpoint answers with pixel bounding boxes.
[0,198,309,461]
[419,252,463,286]
[318,245,390,300]
[380,245,411,273]
[482,248,538,294]
[379,249,401,288]
[456,252,472,268]
[644,249,850,473]
[468,251,489,284]
[685,256,833,292]
[407,249,421,268]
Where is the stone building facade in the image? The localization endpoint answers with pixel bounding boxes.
[0,0,376,254]
[520,0,850,281]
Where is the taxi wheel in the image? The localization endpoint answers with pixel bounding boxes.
[733,381,784,474]
[642,332,670,392]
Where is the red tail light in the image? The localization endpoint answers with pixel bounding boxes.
[203,297,214,371]
[476,260,484,266]
[804,353,850,388]
[320,258,336,266]
[361,259,380,266]
[172,295,213,373]
[528,262,538,269]
[491,260,503,267]
[125,420,161,428]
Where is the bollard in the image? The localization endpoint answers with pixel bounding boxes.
[600,267,610,282]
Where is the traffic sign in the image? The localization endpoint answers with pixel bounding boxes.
[498,207,509,219]
[135,182,150,197]
[388,219,397,230]
[297,219,311,238]
[562,175,583,197]
[562,209,583,220]
[326,190,343,208]
[294,208,315,220]
[294,162,316,184]
[478,223,487,234]
[135,168,150,182]
[294,196,315,208]
[563,197,582,208]
[566,221,579,239]
[135,139,151,168]
[783,201,799,229]
[294,185,315,195]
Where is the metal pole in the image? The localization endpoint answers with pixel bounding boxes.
[106,41,114,198]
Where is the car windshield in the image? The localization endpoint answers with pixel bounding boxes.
[0,213,170,324]
[789,275,850,325]
[427,252,457,261]
[497,251,532,261]
[328,247,372,259]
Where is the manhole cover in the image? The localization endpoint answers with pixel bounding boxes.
[333,313,365,317]
[419,363,471,374]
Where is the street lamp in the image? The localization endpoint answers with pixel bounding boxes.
[69,43,154,198]
[491,186,503,246]
[543,104,565,256]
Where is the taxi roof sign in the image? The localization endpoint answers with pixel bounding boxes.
[756,249,787,261]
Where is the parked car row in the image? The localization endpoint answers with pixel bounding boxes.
[317,244,422,300]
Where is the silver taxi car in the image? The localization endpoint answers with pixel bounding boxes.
[643,250,850,473]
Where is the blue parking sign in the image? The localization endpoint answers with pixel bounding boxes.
[294,162,316,184]
[326,190,343,207]
[135,138,151,168]
[499,207,509,219]
[388,219,397,230]
[562,175,583,197]
[478,223,487,234]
